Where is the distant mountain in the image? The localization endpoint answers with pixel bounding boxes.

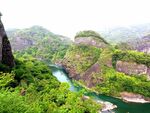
[100,23,150,43]
[6,26,72,62]
[117,34,150,54]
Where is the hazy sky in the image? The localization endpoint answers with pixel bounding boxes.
[1,0,150,38]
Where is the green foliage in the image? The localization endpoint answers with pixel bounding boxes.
[75,30,108,44]
[8,26,72,63]
[95,67,150,97]
[112,50,150,67]
[0,90,29,113]
[0,63,11,72]
[0,72,14,88]
[64,45,101,73]
[0,55,101,113]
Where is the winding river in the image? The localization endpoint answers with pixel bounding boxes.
[49,65,150,113]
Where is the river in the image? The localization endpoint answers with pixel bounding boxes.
[49,64,150,113]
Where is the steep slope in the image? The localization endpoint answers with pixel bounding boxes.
[7,26,72,62]
[0,14,14,67]
[62,31,109,87]
[62,30,150,98]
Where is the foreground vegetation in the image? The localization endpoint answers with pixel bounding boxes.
[0,55,101,113]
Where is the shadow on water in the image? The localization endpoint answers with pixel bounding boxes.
[49,65,150,113]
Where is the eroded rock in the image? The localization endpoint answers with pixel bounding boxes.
[75,37,107,48]
[0,14,14,67]
[116,61,147,75]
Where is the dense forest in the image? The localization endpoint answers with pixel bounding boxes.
[0,54,101,113]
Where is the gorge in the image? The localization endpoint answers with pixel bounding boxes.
[50,64,150,113]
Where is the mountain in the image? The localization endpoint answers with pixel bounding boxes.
[0,15,14,68]
[7,26,72,62]
[117,34,150,54]
[100,23,150,43]
[0,16,101,113]
[61,30,150,98]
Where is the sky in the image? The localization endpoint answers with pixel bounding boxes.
[1,0,150,38]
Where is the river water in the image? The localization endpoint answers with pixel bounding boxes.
[50,65,150,113]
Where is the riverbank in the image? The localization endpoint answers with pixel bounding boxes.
[120,92,150,103]
[74,81,117,112]
[50,64,150,113]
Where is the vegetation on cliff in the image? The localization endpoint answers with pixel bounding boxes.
[95,67,150,97]
[112,50,150,67]
[62,31,150,98]
[7,26,72,62]
[75,30,108,44]
[64,45,101,73]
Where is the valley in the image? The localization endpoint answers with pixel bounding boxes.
[0,16,150,113]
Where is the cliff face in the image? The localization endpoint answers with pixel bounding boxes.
[62,31,150,91]
[118,35,150,54]
[75,37,107,48]
[11,37,33,51]
[116,61,150,80]
[116,61,149,77]
[62,31,108,88]
[0,16,14,67]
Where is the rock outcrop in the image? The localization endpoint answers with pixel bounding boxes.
[120,92,150,103]
[118,35,150,54]
[116,61,150,79]
[0,13,14,67]
[62,31,107,88]
[75,37,107,48]
[116,61,148,75]
[11,37,33,51]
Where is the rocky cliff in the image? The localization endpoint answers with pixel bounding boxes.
[116,61,150,79]
[62,31,108,88]
[0,14,14,67]
[117,35,150,54]
[61,30,150,98]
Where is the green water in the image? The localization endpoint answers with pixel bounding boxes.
[50,65,150,113]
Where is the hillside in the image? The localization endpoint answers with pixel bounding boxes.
[100,23,150,43]
[7,26,72,62]
[117,34,150,54]
[62,30,150,98]
[0,17,101,113]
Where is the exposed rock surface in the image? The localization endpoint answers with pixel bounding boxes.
[81,63,102,87]
[11,37,33,51]
[120,92,150,103]
[118,35,150,54]
[116,61,148,76]
[75,37,107,48]
[0,14,14,67]
[62,61,102,88]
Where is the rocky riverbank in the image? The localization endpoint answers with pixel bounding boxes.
[120,92,150,103]
[82,96,117,112]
